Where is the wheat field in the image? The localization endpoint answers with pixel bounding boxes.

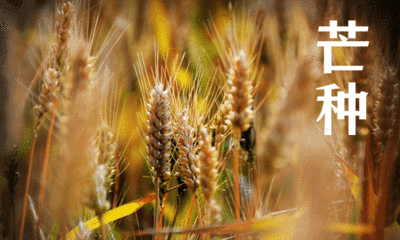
[1,0,400,239]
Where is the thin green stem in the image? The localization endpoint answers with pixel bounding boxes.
[99,213,106,240]
[154,177,160,240]
[195,194,204,240]
[234,129,241,223]
[183,194,196,240]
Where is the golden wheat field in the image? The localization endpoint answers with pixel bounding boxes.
[2,0,400,239]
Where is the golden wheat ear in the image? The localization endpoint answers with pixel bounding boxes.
[197,125,221,225]
[43,34,102,236]
[90,122,117,210]
[208,4,265,224]
[33,1,74,133]
[147,83,172,186]
[226,50,254,134]
[225,50,255,224]
[175,109,199,191]
[146,83,172,236]
[20,2,75,240]
[86,121,118,239]
[50,1,73,71]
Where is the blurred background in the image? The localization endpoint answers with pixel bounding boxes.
[1,0,400,238]
[2,0,400,148]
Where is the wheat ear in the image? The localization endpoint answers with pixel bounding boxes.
[34,1,73,133]
[146,83,172,238]
[50,1,73,71]
[197,125,221,225]
[88,121,117,240]
[90,121,117,212]
[371,67,399,195]
[227,50,254,133]
[339,21,375,167]
[175,110,200,191]
[20,2,73,239]
[37,0,74,221]
[372,67,399,158]
[226,50,254,223]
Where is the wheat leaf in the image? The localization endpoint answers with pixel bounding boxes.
[340,161,360,200]
[328,223,374,235]
[66,194,156,239]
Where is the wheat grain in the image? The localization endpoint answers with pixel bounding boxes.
[212,98,232,150]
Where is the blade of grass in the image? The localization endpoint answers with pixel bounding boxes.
[66,184,184,239]
[66,194,156,240]
[19,135,37,240]
[155,177,160,240]
[183,195,196,240]
[134,200,355,237]
[134,208,293,237]
[112,156,120,209]
[361,133,377,240]
[38,113,56,223]
[329,223,374,235]
[374,140,397,240]
[195,194,204,240]
[234,130,241,223]
[373,93,400,240]
[157,180,170,240]
[28,194,45,240]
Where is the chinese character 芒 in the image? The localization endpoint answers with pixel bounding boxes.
[317,20,369,74]
[317,82,368,135]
